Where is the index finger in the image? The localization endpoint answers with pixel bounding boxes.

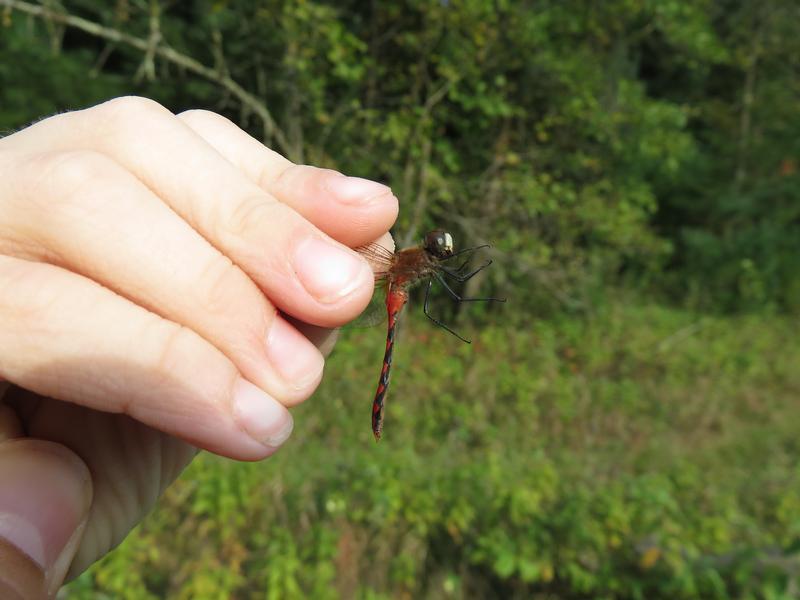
[6,97,374,328]
[177,110,399,248]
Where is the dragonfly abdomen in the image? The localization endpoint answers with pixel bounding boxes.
[371,285,409,440]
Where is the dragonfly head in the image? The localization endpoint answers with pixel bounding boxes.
[423,230,454,259]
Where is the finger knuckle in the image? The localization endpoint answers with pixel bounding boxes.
[93,95,171,123]
[37,149,110,184]
[259,160,301,191]
[142,319,236,406]
[0,259,59,322]
[178,108,232,128]
[27,150,115,208]
[151,323,200,376]
[84,97,173,144]
[193,255,274,361]
[195,253,251,318]
[224,194,288,240]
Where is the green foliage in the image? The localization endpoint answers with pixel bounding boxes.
[63,304,800,598]
[2,1,799,598]
[3,0,797,312]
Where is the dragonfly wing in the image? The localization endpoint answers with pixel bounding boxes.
[348,288,388,329]
[350,240,393,327]
[355,239,395,280]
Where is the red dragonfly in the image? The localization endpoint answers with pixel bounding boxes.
[356,230,505,440]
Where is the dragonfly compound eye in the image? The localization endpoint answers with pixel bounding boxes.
[424,230,454,258]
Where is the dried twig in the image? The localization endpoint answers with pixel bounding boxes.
[134,0,161,83]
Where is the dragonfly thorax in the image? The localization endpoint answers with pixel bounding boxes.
[423,230,454,259]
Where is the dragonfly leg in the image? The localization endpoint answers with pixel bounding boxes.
[449,252,482,276]
[440,244,491,261]
[433,271,507,303]
[440,247,480,272]
[439,244,502,283]
[423,278,472,343]
[446,258,472,275]
[440,259,493,283]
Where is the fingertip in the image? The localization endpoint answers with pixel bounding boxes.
[286,317,340,358]
[369,232,396,254]
[232,378,295,449]
[265,317,325,397]
[271,165,399,247]
[322,170,399,247]
[322,172,394,206]
[291,236,376,308]
[0,439,92,596]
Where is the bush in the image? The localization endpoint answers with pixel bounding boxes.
[66,302,800,598]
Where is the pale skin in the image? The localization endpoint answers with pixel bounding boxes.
[0,97,397,598]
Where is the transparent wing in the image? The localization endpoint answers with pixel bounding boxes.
[348,280,388,329]
[346,239,394,328]
[355,240,395,281]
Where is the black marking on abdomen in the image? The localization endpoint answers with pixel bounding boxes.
[379,323,396,387]
[372,310,399,439]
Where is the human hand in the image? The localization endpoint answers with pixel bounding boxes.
[0,97,397,597]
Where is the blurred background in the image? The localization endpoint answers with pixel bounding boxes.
[2,1,799,598]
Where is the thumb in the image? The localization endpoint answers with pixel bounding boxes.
[0,439,92,599]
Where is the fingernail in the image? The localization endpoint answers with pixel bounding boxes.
[0,440,91,593]
[233,379,294,447]
[325,174,394,205]
[266,318,324,386]
[293,237,373,303]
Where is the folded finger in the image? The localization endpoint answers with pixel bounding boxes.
[3,97,375,328]
[0,255,293,460]
[1,148,323,407]
[178,109,398,247]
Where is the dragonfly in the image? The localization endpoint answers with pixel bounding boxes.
[356,230,505,440]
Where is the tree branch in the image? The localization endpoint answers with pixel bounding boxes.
[1,0,295,160]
